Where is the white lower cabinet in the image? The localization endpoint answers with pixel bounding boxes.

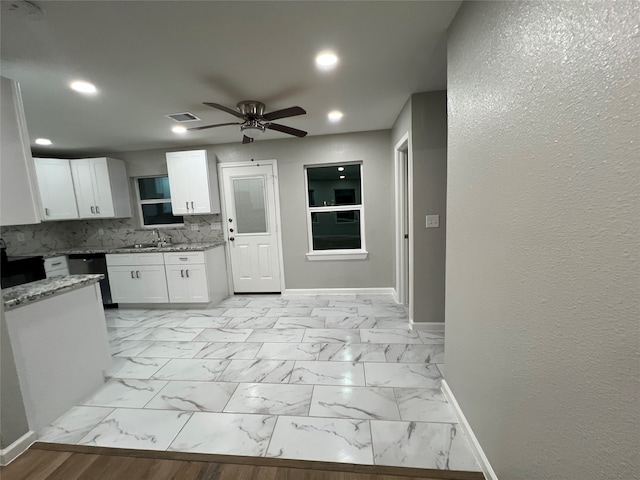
[106,248,227,305]
[165,264,209,303]
[44,256,70,278]
[108,265,168,303]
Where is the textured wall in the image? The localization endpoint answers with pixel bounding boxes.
[446,2,639,480]
[410,92,447,323]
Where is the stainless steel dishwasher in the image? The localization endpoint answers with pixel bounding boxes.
[67,253,115,306]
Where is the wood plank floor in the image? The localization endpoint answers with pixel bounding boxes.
[0,443,485,480]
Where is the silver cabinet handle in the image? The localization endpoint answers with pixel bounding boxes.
[186,201,189,210]
[180,269,184,278]
[136,271,141,278]
[90,206,95,213]
[45,207,50,216]
[191,201,194,209]
[186,269,190,278]
[179,257,188,261]
[51,262,62,266]
[96,206,100,214]
[131,271,135,278]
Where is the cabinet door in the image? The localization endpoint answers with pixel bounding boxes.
[185,151,213,214]
[166,152,191,215]
[71,160,97,218]
[165,265,190,302]
[34,158,79,220]
[0,77,41,226]
[108,266,141,303]
[137,266,169,303]
[90,158,115,217]
[185,264,210,302]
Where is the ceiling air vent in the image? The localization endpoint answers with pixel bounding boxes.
[165,112,200,123]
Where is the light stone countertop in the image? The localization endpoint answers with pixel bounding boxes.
[2,274,104,311]
[35,240,226,258]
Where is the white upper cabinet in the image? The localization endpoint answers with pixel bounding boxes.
[166,150,220,215]
[70,157,132,219]
[34,158,79,221]
[0,76,41,226]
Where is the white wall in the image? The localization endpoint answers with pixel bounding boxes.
[114,130,394,290]
[446,2,639,479]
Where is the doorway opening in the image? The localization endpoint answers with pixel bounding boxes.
[394,133,412,319]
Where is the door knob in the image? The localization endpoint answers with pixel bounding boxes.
[229,228,234,232]
[229,237,235,241]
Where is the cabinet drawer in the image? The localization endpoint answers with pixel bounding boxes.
[163,252,205,265]
[44,256,68,272]
[46,266,70,278]
[106,253,165,266]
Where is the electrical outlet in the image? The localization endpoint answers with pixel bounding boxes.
[98,228,105,235]
[211,222,222,230]
[190,224,199,231]
[17,232,25,242]
[426,215,440,228]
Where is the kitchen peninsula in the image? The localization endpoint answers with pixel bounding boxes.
[2,274,110,437]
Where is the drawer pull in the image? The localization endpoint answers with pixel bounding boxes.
[45,207,50,216]
[180,269,184,278]
[185,269,190,278]
[131,271,135,278]
[51,262,62,266]
[136,271,141,278]
[179,257,189,261]
[186,201,189,210]
[191,201,194,210]
[96,206,100,214]
[90,206,95,214]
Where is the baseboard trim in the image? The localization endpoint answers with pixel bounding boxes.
[282,287,396,296]
[441,380,498,480]
[410,321,445,332]
[0,431,37,466]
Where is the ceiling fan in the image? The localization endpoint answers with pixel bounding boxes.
[189,101,308,144]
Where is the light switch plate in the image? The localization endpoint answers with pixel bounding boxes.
[211,222,222,230]
[190,224,199,231]
[426,215,440,228]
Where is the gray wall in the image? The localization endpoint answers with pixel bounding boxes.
[115,130,394,290]
[1,302,30,449]
[446,2,639,479]
[411,92,447,323]
[390,92,448,323]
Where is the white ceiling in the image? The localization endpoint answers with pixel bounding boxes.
[1,0,461,156]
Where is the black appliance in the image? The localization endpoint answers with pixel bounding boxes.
[67,253,115,306]
[1,251,46,288]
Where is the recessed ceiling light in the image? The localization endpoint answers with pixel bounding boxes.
[339,175,346,179]
[70,81,97,94]
[328,110,343,122]
[172,126,187,134]
[35,138,52,145]
[337,166,345,172]
[315,51,338,70]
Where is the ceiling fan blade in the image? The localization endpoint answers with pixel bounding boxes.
[188,122,241,131]
[242,135,254,144]
[267,123,308,137]
[263,106,306,121]
[203,102,245,119]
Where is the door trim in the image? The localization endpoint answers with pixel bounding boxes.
[394,132,413,320]
[218,160,286,294]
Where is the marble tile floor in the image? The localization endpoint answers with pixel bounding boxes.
[37,294,480,473]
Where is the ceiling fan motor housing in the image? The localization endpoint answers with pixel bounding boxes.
[237,101,265,118]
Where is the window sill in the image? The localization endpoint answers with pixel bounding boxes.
[306,250,369,261]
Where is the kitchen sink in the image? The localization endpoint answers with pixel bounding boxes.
[117,243,160,249]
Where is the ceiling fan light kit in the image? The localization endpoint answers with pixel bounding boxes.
[188,100,308,144]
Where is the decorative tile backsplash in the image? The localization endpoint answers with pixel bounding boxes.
[0,215,223,256]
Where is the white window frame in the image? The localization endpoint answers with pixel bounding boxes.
[135,175,184,229]
[304,162,368,261]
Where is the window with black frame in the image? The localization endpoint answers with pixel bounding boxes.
[136,176,184,226]
[305,163,366,256]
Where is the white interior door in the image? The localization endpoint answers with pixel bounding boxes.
[221,163,282,293]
